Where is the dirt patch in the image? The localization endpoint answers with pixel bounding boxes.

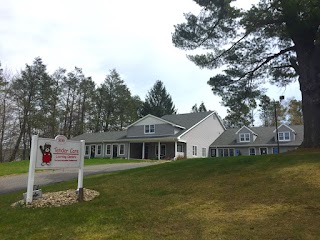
[11,188,100,208]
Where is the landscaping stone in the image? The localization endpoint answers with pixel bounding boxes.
[11,188,99,208]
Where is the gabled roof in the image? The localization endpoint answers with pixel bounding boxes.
[211,125,304,147]
[235,126,258,136]
[126,114,185,129]
[273,124,296,134]
[71,131,127,143]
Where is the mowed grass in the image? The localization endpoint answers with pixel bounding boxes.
[0,158,148,176]
[1,150,320,239]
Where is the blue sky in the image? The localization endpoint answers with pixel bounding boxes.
[0,0,301,122]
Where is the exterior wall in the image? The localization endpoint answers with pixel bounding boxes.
[134,116,166,126]
[212,145,298,157]
[180,113,224,158]
[84,143,129,159]
[127,124,175,137]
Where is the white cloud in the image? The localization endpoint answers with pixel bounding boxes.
[0,0,301,121]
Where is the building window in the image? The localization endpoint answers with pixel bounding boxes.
[119,144,125,155]
[217,148,235,157]
[278,131,290,141]
[229,149,234,156]
[106,144,111,155]
[177,144,183,152]
[192,146,198,156]
[249,148,256,156]
[202,148,206,157]
[239,133,250,142]
[97,145,102,155]
[210,149,216,157]
[224,149,229,157]
[85,146,89,155]
[144,124,155,134]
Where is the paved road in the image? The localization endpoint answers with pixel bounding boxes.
[0,162,161,195]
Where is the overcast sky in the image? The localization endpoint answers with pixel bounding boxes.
[0,0,301,121]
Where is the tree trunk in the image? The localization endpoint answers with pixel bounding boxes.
[296,43,320,147]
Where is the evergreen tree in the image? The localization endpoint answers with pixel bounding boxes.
[287,98,303,125]
[141,80,177,117]
[173,0,320,147]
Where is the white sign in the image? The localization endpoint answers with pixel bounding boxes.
[26,135,85,204]
[36,135,82,169]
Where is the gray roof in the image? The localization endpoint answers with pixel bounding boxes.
[211,125,304,147]
[162,111,213,128]
[71,131,127,143]
[71,111,219,143]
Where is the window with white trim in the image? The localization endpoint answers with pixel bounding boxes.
[97,145,102,155]
[249,148,256,156]
[202,148,206,157]
[217,148,235,157]
[119,144,125,155]
[106,144,111,155]
[278,131,290,141]
[85,146,89,155]
[144,124,155,134]
[177,144,183,152]
[192,146,198,156]
[239,133,250,142]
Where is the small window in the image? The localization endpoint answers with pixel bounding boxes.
[202,148,206,157]
[239,133,250,142]
[106,144,111,155]
[210,149,216,157]
[279,131,290,141]
[249,148,256,156]
[145,125,155,134]
[119,144,125,155]
[177,144,183,152]
[97,145,102,155]
[229,149,234,156]
[85,146,89,155]
[218,149,223,157]
[224,149,229,157]
[192,146,198,156]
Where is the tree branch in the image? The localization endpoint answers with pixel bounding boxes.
[238,46,296,81]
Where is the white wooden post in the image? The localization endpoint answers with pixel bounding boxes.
[77,140,85,190]
[174,141,177,161]
[128,143,130,159]
[26,135,38,204]
[142,142,145,159]
[158,142,161,160]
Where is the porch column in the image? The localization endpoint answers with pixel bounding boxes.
[142,142,145,159]
[158,141,161,160]
[128,143,130,160]
[174,141,177,161]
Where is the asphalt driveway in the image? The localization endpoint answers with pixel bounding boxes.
[0,162,161,195]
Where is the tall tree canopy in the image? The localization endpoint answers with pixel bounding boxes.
[172,0,320,147]
[141,80,177,117]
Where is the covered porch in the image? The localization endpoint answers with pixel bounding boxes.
[128,140,186,160]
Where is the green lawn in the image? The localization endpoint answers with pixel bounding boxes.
[0,158,148,177]
[1,150,320,239]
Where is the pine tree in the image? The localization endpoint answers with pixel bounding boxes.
[141,80,177,117]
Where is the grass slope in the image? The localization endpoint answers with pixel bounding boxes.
[1,151,320,239]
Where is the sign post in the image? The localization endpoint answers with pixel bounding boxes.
[26,135,84,204]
